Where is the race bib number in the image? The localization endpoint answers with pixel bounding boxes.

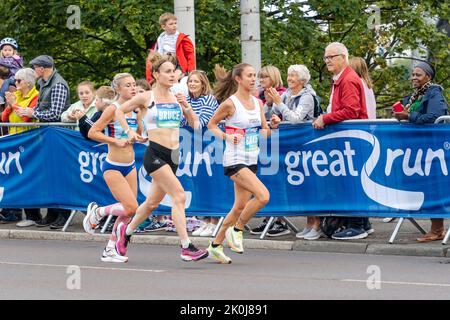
[156,104,181,128]
[245,127,259,152]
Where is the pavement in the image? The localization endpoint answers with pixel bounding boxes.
[0,210,449,258]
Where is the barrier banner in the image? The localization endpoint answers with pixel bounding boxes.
[1,124,449,218]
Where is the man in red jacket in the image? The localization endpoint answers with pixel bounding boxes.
[313,42,372,240]
[146,12,196,83]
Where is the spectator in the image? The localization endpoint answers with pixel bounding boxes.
[146,12,196,83]
[394,61,448,242]
[177,69,219,237]
[0,37,23,78]
[349,57,377,119]
[0,64,15,135]
[61,81,96,125]
[258,65,286,114]
[78,86,115,140]
[2,68,39,133]
[263,64,320,238]
[19,55,71,230]
[267,65,318,123]
[313,42,371,240]
[0,68,41,225]
[136,79,152,93]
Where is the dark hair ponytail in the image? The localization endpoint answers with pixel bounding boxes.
[213,63,252,103]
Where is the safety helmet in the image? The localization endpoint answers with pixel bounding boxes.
[0,38,18,50]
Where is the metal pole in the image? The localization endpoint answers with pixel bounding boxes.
[389,218,404,244]
[260,217,275,239]
[240,0,261,72]
[212,217,224,237]
[174,0,196,50]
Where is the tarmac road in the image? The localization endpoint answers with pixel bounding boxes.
[0,238,449,300]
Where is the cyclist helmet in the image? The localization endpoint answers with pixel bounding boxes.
[0,38,18,50]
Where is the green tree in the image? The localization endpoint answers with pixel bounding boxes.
[0,0,448,113]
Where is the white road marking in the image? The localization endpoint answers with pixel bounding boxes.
[0,261,166,273]
[342,279,450,287]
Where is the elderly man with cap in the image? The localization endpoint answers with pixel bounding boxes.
[15,55,72,230]
[394,61,448,242]
[16,55,71,122]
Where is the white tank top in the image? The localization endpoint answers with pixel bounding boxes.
[143,91,182,131]
[223,95,262,167]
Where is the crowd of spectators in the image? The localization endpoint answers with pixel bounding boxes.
[0,11,448,241]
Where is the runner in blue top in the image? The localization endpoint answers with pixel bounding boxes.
[83,73,146,263]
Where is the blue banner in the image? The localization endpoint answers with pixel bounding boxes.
[1,123,450,218]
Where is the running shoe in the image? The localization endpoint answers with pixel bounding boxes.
[207,243,232,264]
[180,243,209,262]
[250,219,270,235]
[192,222,207,236]
[115,222,132,256]
[186,217,202,232]
[135,218,152,233]
[225,227,244,254]
[165,219,176,232]
[144,220,167,232]
[267,221,291,237]
[101,247,128,263]
[83,202,99,235]
[200,223,216,237]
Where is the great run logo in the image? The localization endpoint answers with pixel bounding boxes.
[0,147,24,202]
[285,130,448,211]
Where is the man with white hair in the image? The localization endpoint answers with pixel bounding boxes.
[313,42,371,240]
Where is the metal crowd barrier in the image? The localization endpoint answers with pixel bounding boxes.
[1,119,449,244]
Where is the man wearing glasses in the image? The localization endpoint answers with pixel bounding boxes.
[312,42,371,240]
[17,54,72,230]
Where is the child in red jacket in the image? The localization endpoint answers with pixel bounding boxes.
[146,12,196,83]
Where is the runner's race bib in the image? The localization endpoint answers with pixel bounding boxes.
[225,126,259,152]
[244,127,259,152]
[121,118,138,138]
[156,103,181,128]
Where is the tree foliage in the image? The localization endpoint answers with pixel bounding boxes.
[0,0,448,113]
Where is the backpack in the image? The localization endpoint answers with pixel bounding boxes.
[292,93,324,119]
[320,217,345,238]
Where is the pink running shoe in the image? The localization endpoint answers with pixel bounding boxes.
[180,243,209,262]
[115,222,131,256]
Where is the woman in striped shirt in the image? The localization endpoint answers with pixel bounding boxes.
[176,70,219,236]
[178,70,218,128]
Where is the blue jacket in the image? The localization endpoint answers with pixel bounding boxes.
[402,85,448,124]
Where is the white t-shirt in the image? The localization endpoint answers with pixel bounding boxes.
[362,80,377,119]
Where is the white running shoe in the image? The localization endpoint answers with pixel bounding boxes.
[304,228,323,240]
[83,202,99,235]
[16,220,36,227]
[192,222,207,236]
[101,247,128,263]
[200,223,216,237]
[382,217,396,223]
[225,227,244,254]
[296,227,312,239]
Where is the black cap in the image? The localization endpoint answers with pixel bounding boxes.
[29,55,54,68]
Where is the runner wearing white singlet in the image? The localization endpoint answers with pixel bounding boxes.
[207,63,280,264]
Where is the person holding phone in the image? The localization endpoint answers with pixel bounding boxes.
[393,61,448,242]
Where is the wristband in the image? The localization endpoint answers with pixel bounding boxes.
[124,128,130,135]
